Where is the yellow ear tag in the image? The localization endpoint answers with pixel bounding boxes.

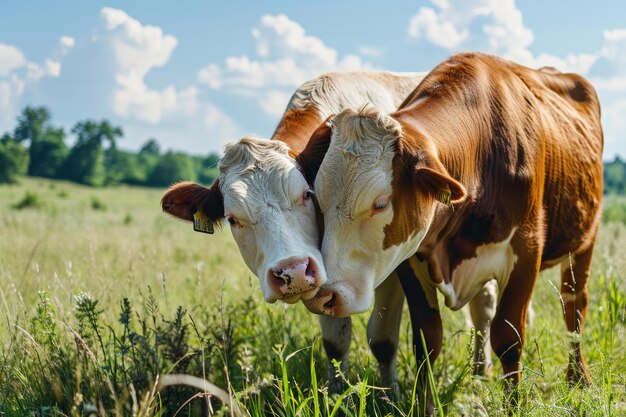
[435,187,452,206]
[193,210,214,234]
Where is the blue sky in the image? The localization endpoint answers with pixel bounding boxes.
[1,0,625,158]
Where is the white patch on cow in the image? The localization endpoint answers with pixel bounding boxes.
[288,71,427,117]
[541,254,568,269]
[437,281,459,309]
[443,228,518,310]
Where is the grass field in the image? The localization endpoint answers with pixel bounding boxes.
[1,177,625,416]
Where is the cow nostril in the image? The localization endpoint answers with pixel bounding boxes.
[305,259,315,279]
[323,292,337,310]
[272,270,293,287]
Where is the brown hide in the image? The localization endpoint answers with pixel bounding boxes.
[272,107,325,155]
[389,52,602,273]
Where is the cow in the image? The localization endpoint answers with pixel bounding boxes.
[161,71,431,394]
[298,52,603,412]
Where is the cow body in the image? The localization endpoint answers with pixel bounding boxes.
[162,70,428,395]
[302,53,603,410]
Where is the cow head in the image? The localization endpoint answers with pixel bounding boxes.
[162,137,326,304]
[301,106,466,317]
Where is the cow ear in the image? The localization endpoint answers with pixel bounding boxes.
[161,180,225,231]
[296,115,334,184]
[410,156,466,205]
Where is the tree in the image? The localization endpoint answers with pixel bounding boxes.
[13,106,67,177]
[139,138,160,156]
[135,138,161,183]
[605,156,626,194]
[29,127,67,177]
[0,134,29,184]
[59,120,123,186]
[147,151,196,187]
[196,153,220,184]
[104,148,144,185]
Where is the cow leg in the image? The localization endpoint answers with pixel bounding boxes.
[397,258,442,416]
[367,272,404,400]
[560,245,594,386]
[467,280,497,376]
[319,315,352,394]
[490,240,540,407]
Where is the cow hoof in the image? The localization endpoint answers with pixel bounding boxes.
[328,375,348,396]
[567,362,591,387]
[376,378,401,403]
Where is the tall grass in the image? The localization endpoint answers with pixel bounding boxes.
[1,177,625,416]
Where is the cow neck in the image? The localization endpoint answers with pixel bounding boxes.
[390,105,481,255]
[271,106,324,156]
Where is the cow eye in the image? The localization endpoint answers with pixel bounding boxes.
[371,196,390,214]
[226,216,238,226]
[303,188,314,201]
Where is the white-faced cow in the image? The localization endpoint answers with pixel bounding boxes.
[298,52,603,411]
[161,71,428,393]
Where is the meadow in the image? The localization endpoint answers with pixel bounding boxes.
[0,176,625,416]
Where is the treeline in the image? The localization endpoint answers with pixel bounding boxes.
[605,157,626,195]
[2,106,626,194]
[0,106,219,187]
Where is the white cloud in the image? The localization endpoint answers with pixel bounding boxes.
[197,63,222,89]
[113,84,198,124]
[407,0,534,63]
[408,7,469,49]
[98,7,195,124]
[58,36,75,56]
[0,44,26,76]
[0,41,69,133]
[101,7,177,80]
[251,14,337,66]
[602,98,626,158]
[358,46,384,58]
[0,76,25,133]
[204,103,238,135]
[45,60,61,77]
[259,90,291,117]
[197,14,374,117]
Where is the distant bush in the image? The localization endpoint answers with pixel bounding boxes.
[147,151,197,187]
[0,135,29,184]
[12,191,42,210]
[602,197,626,225]
[90,196,106,211]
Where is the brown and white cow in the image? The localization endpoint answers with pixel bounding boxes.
[299,52,603,408]
[161,71,428,393]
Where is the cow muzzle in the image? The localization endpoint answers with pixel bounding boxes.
[265,256,322,303]
[303,281,372,317]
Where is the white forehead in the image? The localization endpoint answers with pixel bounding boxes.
[219,137,306,214]
[316,107,402,212]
